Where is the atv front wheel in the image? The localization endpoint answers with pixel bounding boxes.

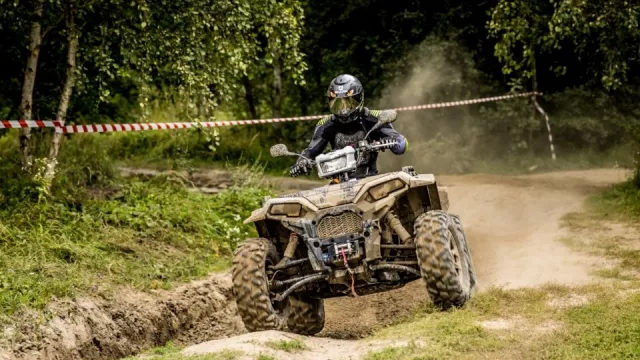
[287,295,325,335]
[232,238,288,332]
[414,210,475,309]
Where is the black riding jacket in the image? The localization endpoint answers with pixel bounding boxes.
[297,108,407,178]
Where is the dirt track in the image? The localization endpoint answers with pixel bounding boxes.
[317,168,630,339]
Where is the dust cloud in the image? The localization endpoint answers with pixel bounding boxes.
[374,40,490,175]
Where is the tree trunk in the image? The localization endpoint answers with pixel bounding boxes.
[271,47,282,119]
[242,75,258,119]
[45,0,78,182]
[19,0,45,170]
[529,45,538,155]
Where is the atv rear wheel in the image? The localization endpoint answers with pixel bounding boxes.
[287,295,325,335]
[232,238,288,332]
[414,210,474,309]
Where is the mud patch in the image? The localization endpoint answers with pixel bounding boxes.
[0,275,245,360]
[320,281,428,339]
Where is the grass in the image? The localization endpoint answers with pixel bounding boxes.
[255,355,276,360]
[364,284,640,360]
[264,339,308,353]
[591,173,640,219]
[146,342,183,355]
[559,173,640,282]
[365,175,640,360]
[529,293,640,359]
[121,343,242,360]
[0,173,271,319]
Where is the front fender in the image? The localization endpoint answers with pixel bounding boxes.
[243,208,267,224]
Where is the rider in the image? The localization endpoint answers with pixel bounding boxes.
[290,74,408,179]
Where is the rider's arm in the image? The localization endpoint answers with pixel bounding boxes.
[299,116,331,161]
[378,124,407,155]
[368,109,407,155]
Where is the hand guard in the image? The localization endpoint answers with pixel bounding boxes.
[290,159,313,177]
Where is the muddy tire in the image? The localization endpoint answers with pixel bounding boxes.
[414,210,475,309]
[451,214,477,289]
[232,238,288,332]
[287,295,325,335]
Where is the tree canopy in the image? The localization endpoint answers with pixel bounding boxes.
[0,0,638,178]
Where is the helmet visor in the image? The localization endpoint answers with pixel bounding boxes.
[329,96,360,116]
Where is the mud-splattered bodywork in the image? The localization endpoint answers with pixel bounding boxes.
[242,168,450,299]
[244,171,449,224]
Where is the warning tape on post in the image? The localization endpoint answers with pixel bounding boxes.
[0,92,541,133]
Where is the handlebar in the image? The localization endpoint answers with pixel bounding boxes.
[363,140,398,152]
[305,140,399,166]
[291,139,398,177]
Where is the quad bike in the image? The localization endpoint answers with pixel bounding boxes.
[231,113,476,335]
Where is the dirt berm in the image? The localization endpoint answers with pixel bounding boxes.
[0,275,245,360]
[0,168,630,360]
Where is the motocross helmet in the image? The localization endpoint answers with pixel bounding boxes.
[327,74,364,123]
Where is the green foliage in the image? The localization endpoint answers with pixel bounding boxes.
[532,295,640,359]
[122,348,242,360]
[147,342,183,355]
[0,0,307,126]
[593,173,640,218]
[264,339,308,353]
[0,170,270,316]
[255,355,276,360]
[547,0,640,91]
[490,0,640,91]
[489,0,553,88]
[53,135,116,188]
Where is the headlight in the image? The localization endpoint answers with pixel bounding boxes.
[269,203,302,217]
[320,156,348,174]
[366,179,405,201]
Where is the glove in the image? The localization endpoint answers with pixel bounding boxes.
[290,158,312,177]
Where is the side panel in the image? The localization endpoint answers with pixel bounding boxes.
[427,183,442,210]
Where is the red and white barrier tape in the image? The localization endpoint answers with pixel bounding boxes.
[56,117,328,134]
[533,96,557,160]
[0,91,542,133]
[392,92,540,111]
[0,120,65,129]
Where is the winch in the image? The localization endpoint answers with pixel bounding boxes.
[321,235,363,266]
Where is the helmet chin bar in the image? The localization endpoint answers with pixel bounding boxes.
[335,112,357,123]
